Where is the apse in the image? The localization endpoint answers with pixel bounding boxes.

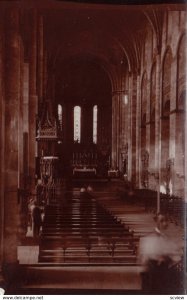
[54,58,112,175]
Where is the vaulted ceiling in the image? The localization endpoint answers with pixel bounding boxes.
[34,0,183,103]
[2,0,184,102]
[43,4,148,74]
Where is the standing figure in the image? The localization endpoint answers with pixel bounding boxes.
[31,201,42,237]
[36,179,44,205]
[139,213,183,294]
[28,198,35,228]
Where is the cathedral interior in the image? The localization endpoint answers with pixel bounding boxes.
[0,0,186,295]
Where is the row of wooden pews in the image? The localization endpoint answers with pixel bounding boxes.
[131,189,184,226]
[39,191,138,264]
[94,192,156,239]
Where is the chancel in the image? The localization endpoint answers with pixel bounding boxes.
[0,0,186,295]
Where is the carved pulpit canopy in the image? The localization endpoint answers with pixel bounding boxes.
[36,100,58,141]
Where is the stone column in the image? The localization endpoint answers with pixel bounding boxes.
[116,92,120,169]
[18,38,24,189]
[120,73,129,176]
[111,90,121,169]
[119,92,123,172]
[38,48,47,158]
[170,56,177,195]
[170,58,177,157]
[23,63,29,189]
[3,9,20,271]
[111,92,117,168]
[184,34,187,201]
[146,73,151,189]
[43,50,48,99]
[146,74,151,153]
[81,105,87,144]
[29,10,38,193]
[131,74,137,186]
[37,14,44,102]
[128,73,137,184]
[0,15,5,287]
[128,74,133,180]
[36,15,44,166]
[87,105,93,145]
[136,74,141,188]
[155,53,161,212]
[185,104,187,203]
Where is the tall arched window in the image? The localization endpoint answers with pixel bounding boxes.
[74,106,81,143]
[93,105,98,144]
[58,104,63,130]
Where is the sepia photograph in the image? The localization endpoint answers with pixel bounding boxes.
[0,0,186,296]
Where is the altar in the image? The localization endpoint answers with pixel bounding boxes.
[73,167,96,177]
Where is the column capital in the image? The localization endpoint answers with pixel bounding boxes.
[112,89,128,96]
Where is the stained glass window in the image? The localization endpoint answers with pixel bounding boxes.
[93,105,97,144]
[74,106,81,143]
[58,104,63,130]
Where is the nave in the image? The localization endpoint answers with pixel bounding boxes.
[0,0,186,295]
[12,181,183,295]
